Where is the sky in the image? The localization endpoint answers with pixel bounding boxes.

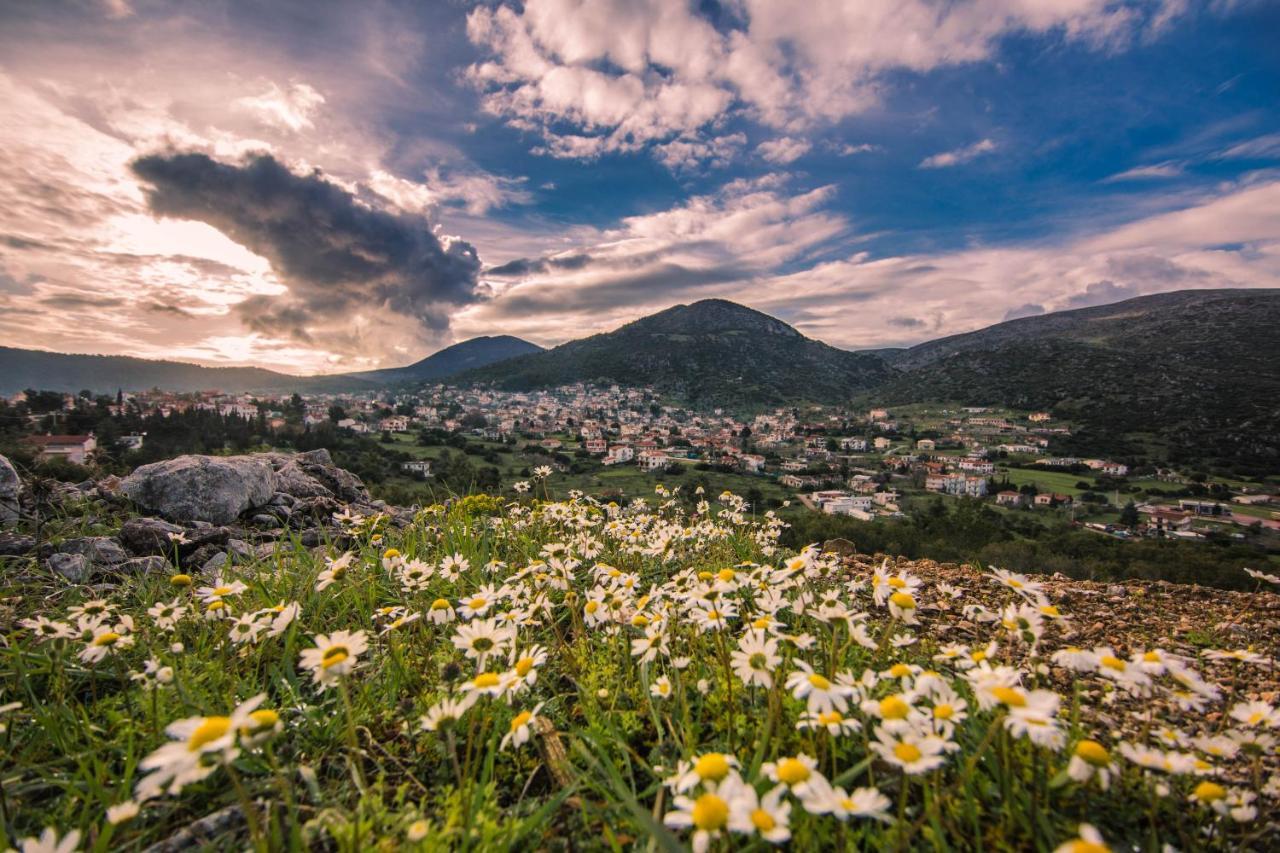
[1,0,1278,374]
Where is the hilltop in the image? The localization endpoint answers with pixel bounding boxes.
[458,298,891,407]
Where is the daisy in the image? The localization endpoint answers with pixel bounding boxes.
[228,612,270,645]
[451,618,515,668]
[427,597,456,624]
[459,586,498,620]
[1004,690,1065,750]
[196,573,248,603]
[106,800,140,825]
[14,828,81,853]
[263,601,300,637]
[1229,699,1280,728]
[651,676,674,699]
[762,754,823,796]
[438,553,469,582]
[299,630,369,690]
[663,775,745,853]
[1067,740,1116,789]
[730,630,781,689]
[872,728,949,775]
[147,599,187,631]
[420,695,478,732]
[802,776,892,822]
[785,661,854,714]
[669,753,741,793]
[1053,823,1110,853]
[798,709,861,736]
[135,694,265,800]
[501,702,544,750]
[78,623,135,664]
[315,552,354,592]
[462,671,508,699]
[20,616,75,642]
[727,783,791,843]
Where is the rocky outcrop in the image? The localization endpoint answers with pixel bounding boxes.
[0,453,19,526]
[119,451,371,524]
[121,456,276,524]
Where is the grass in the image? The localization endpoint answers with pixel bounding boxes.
[2,484,1276,850]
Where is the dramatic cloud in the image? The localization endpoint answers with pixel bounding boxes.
[130,151,482,347]
[465,0,1186,168]
[919,138,998,169]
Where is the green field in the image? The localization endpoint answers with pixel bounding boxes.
[994,466,1097,497]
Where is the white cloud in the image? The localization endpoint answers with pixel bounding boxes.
[466,0,1190,168]
[1101,161,1184,182]
[756,136,811,164]
[918,138,998,169]
[235,82,326,132]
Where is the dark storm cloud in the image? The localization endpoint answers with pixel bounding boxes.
[129,151,482,339]
[39,293,126,309]
[887,316,926,328]
[487,253,592,276]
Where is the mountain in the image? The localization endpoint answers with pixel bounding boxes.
[349,336,543,385]
[871,289,1280,471]
[458,298,892,407]
[0,347,366,396]
[0,335,542,396]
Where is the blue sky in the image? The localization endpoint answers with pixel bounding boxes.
[0,0,1277,372]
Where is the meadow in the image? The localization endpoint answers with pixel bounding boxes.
[2,477,1277,851]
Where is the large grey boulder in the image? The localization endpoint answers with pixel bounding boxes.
[56,536,128,565]
[121,455,276,524]
[48,552,90,583]
[0,453,19,526]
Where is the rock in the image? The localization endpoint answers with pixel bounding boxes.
[48,552,90,583]
[202,552,229,574]
[120,517,188,555]
[184,543,224,571]
[0,453,19,525]
[0,532,35,557]
[120,555,172,574]
[56,536,128,565]
[821,538,857,557]
[299,528,325,547]
[251,513,280,528]
[227,539,254,560]
[272,462,331,499]
[1106,585,1127,598]
[121,455,275,524]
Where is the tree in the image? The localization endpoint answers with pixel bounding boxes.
[328,405,347,423]
[1119,501,1140,528]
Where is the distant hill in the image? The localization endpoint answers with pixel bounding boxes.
[870,289,1280,471]
[458,298,892,407]
[0,347,364,396]
[348,336,543,385]
[0,335,542,396]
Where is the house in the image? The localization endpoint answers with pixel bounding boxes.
[28,434,97,465]
[868,408,889,421]
[1102,462,1130,477]
[401,460,432,476]
[780,459,807,472]
[996,490,1025,507]
[958,458,995,475]
[584,437,608,455]
[540,438,563,450]
[1029,412,1052,422]
[379,416,410,433]
[873,490,900,506]
[840,437,867,451]
[916,439,936,451]
[119,434,146,450]
[873,437,892,451]
[603,446,634,466]
[1033,493,1073,507]
[739,454,766,473]
[637,450,668,471]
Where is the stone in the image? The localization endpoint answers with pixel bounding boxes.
[120,555,172,574]
[0,532,35,557]
[48,552,90,583]
[202,552,229,574]
[227,539,254,560]
[272,462,332,499]
[120,517,187,555]
[0,453,19,526]
[56,536,128,565]
[251,513,280,528]
[121,455,275,524]
[821,538,857,557]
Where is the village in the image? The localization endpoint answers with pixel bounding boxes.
[7,383,1278,544]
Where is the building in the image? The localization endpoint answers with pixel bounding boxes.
[28,434,97,465]
[603,445,634,465]
[401,460,432,476]
[996,490,1025,507]
[637,450,669,471]
[584,437,608,455]
[839,437,867,452]
[739,454,766,473]
[873,437,892,450]
[1029,412,1052,422]
[916,438,936,451]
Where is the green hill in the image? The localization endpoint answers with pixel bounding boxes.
[458,299,892,408]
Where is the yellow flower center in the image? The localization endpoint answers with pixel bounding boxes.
[585,601,599,614]
[510,711,532,732]
[888,663,912,678]
[1142,651,1161,663]
[321,646,349,669]
[889,591,916,609]
[880,695,910,720]
[1007,578,1023,588]
[515,657,535,677]
[807,673,831,691]
[468,597,487,610]
[934,703,954,720]
[971,650,987,662]
[888,577,906,589]
[93,631,121,647]
[894,742,922,763]
[206,600,225,612]
[694,753,731,781]
[775,758,810,785]
[431,598,450,610]
[213,586,232,596]
[750,808,776,832]
[170,574,192,586]
[1099,655,1125,672]
[752,617,771,630]
[990,686,1026,707]
[188,716,231,751]
[717,569,735,582]
[691,793,729,831]
[1075,740,1110,767]
[1061,842,1109,853]
[1193,781,1226,802]
[632,614,650,626]
[697,571,714,581]
[474,672,500,689]
[1040,605,1061,617]
[383,548,400,559]
[819,711,843,725]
